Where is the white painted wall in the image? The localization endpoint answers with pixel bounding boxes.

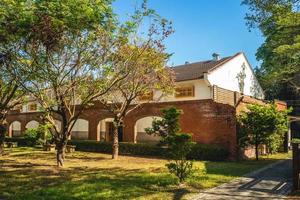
[207,53,264,99]
[25,120,39,129]
[10,121,21,130]
[9,121,21,137]
[152,79,212,102]
[71,119,89,139]
[135,116,162,143]
[22,102,41,113]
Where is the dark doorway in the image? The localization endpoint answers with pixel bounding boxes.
[105,122,123,142]
[118,126,123,142]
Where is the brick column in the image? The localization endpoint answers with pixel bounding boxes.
[88,118,99,141]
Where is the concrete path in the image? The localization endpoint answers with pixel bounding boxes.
[190,160,293,200]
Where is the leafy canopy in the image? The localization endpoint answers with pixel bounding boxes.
[243,0,300,98]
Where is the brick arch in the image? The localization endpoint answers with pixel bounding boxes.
[6,112,44,136]
[8,120,22,137]
[134,116,162,143]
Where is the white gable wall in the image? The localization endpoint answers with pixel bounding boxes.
[207,53,264,99]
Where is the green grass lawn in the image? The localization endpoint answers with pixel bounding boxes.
[0,147,291,200]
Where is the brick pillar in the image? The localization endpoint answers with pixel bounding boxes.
[123,118,135,143]
[21,121,26,135]
[88,118,99,141]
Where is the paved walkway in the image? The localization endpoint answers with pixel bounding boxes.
[191,160,294,200]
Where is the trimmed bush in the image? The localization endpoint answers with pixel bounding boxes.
[69,140,168,157]
[69,140,229,161]
[5,137,29,146]
[187,143,229,161]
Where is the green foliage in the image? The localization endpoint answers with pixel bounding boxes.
[165,133,194,183]
[187,144,229,161]
[23,124,53,146]
[24,128,39,146]
[68,140,229,161]
[146,107,195,183]
[69,140,168,157]
[238,104,290,160]
[145,107,182,144]
[0,0,114,45]
[243,0,300,98]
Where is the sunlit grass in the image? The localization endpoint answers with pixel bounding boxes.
[0,147,291,200]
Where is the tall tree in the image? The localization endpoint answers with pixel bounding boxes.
[243,0,300,99]
[0,0,116,166]
[0,52,23,155]
[101,3,174,159]
[237,104,289,160]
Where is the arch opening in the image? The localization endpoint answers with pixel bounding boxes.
[9,121,21,137]
[97,118,123,142]
[134,116,162,143]
[25,120,39,130]
[71,119,89,139]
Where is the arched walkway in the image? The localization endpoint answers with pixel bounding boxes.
[25,120,39,130]
[97,118,114,142]
[134,116,162,143]
[71,119,89,139]
[9,121,21,137]
[97,118,123,142]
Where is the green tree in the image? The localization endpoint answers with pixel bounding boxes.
[146,107,194,183]
[100,1,174,159]
[243,0,300,99]
[238,104,289,160]
[0,0,116,166]
[0,49,24,155]
[145,107,181,144]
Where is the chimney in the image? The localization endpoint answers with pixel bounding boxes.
[212,53,220,61]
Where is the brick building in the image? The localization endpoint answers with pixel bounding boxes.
[6,52,274,158]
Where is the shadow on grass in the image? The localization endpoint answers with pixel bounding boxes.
[0,160,186,200]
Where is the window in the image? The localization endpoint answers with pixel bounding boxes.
[139,91,153,101]
[175,86,194,98]
[28,104,37,111]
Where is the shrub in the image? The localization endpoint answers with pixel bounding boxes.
[5,137,30,146]
[187,143,229,161]
[68,140,168,157]
[69,140,229,161]
[24,128,39,146]
[166,133,195,183]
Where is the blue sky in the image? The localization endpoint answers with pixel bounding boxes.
[113,0,264,68]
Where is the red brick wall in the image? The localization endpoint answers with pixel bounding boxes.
[123,100,237,158]
[6,100,238,158]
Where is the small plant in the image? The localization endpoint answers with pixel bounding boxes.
[166,133,194,183]
[24,123,53,146]
[24,128,39,146]
[146,107,195,183]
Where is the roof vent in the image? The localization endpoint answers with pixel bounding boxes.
[185,61,190,64]
[212,53,220,61]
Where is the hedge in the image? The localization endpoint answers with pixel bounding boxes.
[4,137,230,161]
[187,143,230,161]
[69,140,229,161]
[68,140,168,157]
[5,137,31,146]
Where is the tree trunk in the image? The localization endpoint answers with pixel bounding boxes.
[0,124,6,156]
[112,125,119,159]
[56,140,67,167]
[255,144,259,161]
